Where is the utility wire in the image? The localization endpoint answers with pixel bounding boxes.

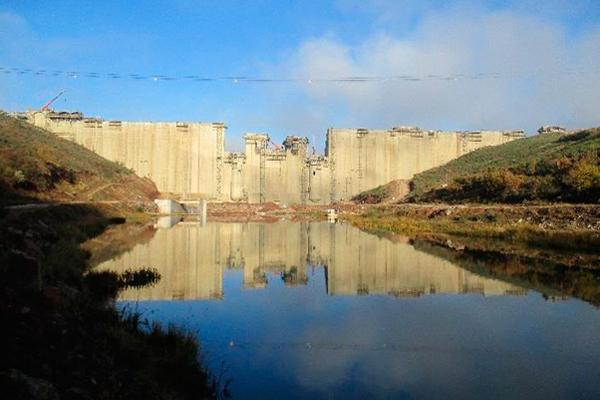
[1,65,599,84]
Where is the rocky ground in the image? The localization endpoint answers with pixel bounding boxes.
[206,201,600,231]
[203,201,599,269]
[366,203,600,231]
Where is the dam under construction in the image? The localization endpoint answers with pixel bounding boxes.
[22,110,525,204]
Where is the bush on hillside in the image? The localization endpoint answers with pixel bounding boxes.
[352,185,388,204]
[411,128,600,203]
[422,150,599,203]
[562,152,600,199]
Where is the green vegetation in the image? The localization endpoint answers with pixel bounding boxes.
[0,114,220,399]
[411,128,600,203]
[0,112,157,205]
[352,179,410,204]
[1,203,221,399]
[345,205,600,255]
[413,239,600,306]
[352,184,388,204]
[0,114,122,193]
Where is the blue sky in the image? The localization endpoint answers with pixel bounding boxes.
[1,0,599,151]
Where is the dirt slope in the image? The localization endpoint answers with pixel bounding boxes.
[0,112,158,212]
[351,179,411,204]
[410,128,600,203]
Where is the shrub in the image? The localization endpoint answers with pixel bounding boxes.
[443,170,525,203]
[421,150,599,203]
[352,185,388,204]
[562,151,600,201]
[13,170,25,184]
[411,127,600,202]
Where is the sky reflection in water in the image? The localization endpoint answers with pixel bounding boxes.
[96,220,600,399]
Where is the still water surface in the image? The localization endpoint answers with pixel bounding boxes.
[96,219,600,399]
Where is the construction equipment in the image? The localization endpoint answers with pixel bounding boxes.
[269,138,282,151]
[41,90,65,111]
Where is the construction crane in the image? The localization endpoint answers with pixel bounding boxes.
[41,90,65,111]
[269,138,282,151]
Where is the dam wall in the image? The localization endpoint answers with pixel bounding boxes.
[326,126,525,201]
[96,221,523,301]
[26,110,524,204]
[28,110,226,198]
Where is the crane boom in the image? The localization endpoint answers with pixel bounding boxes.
[41,91,65,111]
[269,138,282,151]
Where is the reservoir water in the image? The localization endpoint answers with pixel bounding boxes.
[94,219,600,399]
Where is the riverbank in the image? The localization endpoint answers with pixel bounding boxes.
[0,205,220,399]
[1,112,222,398]
[2,196,597,398]
[185,201,600,268]
[341,203,600,268]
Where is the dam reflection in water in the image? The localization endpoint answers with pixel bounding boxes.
[96,219,600,400]
[98,218,523,300]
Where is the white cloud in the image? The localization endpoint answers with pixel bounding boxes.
[267,7,600,136]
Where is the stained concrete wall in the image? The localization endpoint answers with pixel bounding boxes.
[239,134,308,204]
[326,127,525,202]
[28,111,226,199]
[96,221,523,300]
[28,111,524,204]
[307,157,331,204]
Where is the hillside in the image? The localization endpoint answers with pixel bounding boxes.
[0,112,158,210]
[351,179,410,204]
[410,128,600,203]
[0,113,219,399]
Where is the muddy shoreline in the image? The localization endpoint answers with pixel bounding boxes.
[202,201,600,269]
[205,201,599,229]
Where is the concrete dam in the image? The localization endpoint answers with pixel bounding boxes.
[24,110,524,204]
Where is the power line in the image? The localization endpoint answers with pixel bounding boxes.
[200,339,520,356]
[1,65,598,84]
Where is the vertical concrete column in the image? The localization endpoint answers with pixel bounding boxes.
[200,199,207,226]
[327,129,337,203]
[214,123,226,200]
[230,159,243,201]
[243,134,268,203]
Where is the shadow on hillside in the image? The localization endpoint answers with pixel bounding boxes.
[0,196,223,400]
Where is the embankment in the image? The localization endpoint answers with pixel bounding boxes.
[0,112,158,213]
[410,127,599,203]
[343,203,600,269]
[0,114,219,399]
[412,238,600,306]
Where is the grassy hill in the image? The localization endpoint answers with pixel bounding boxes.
[0,112,158,209]
[410,128,600,203]
[351,179,410,204]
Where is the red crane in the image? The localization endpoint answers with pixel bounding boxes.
[41,91,65,111]
[269,138,282,151]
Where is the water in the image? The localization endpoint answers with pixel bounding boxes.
[94,219,600,399]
